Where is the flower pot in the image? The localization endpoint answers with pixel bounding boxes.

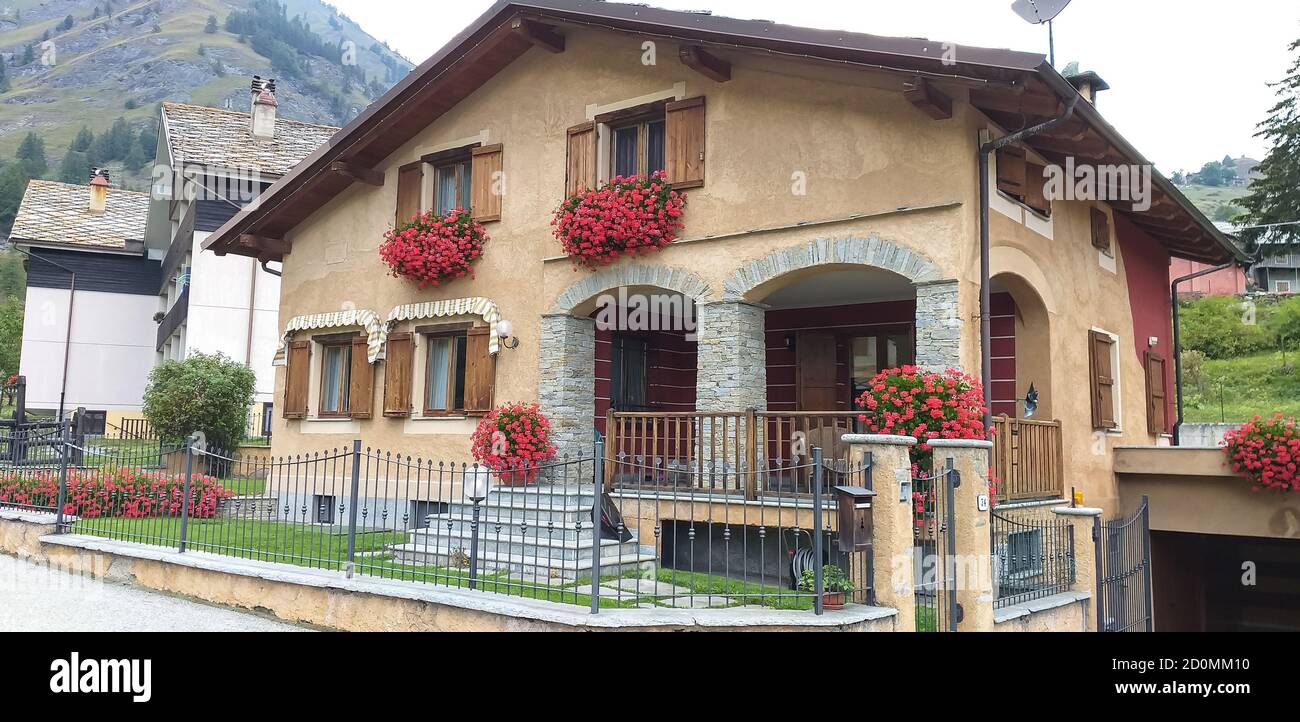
[822,591,846,610]
[495,468,533,487]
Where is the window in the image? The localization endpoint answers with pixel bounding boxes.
[1088,330,1119,431]
[312,494,336,524]
[319,341,352,416]
[850,332,913,402]
[424,332,468,414]
[260,402,273,437]
[1090,207,1112,255]
[610,335,649,410]
[609,117,665,179]
[433,157,472,215]
[995,146,1051,217]
[1276,280,1293,294]
[1144,352,1168,435]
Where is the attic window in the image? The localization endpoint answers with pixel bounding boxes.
[995,146,1051,217]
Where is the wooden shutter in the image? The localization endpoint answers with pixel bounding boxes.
[395,162,423,226]
[383,332,414,417]
[348,335,373,419]
[463,326,496,413]
[1023,161,1050,215]
[565,122,596,197]
[283,340,310,419]
[995,146,1026,197]
[471,143,503,222]
[1145,351,1168,435]
[1088,330,1117,430]
[665,96,706,189]
[1090,207,1112,253]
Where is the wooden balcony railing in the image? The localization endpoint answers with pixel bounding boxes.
[990,415,1065,503]
[604,409,862,498]
[605,410,1066,503]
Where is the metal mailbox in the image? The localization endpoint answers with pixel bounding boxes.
[834,485,875,552]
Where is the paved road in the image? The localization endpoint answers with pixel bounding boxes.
[0,554,309,632]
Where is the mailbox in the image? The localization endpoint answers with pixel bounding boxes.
[834,485,875,552]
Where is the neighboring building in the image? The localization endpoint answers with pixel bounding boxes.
[1170,257,1249,297]
[8,173,159,427]
[145,80,338,436]
[1250,244,1300,294]
[203,0,1242,514]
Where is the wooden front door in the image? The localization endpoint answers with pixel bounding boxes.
[797,331,838,411]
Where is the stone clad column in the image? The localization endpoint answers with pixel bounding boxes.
[537,313,595,465]
[928,438,995,631]
[694,300,767,412]
[914,279,962,372]
[843,433,917,631]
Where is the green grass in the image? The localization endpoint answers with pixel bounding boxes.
[915,605,937,632]
[1177,183,1250,223]
[1183,349,1300,423]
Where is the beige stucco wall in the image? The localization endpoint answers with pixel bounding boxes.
[993,598,1090,632]
[266,24,1162,510]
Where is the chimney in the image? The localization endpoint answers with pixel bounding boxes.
[88,168,110,214]
[1063,69,1110,106]
[250,76,278,140]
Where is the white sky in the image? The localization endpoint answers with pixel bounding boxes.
[330,0,1299,173]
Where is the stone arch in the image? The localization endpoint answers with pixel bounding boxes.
[548,263,712,314]
[721,234,943,302]
[990,251,1056,419]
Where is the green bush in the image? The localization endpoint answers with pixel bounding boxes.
[1179,296,1275,359]
[1265,296,1300,350]
[142,352,255,451]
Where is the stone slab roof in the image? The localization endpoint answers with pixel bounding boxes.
[9,180,149,252]
[161,102,339,176]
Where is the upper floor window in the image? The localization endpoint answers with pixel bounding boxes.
[319,340,353,417]
[995,146,1051,218]
[433,157,472,215]
[424,331,469,415]
[610,116,665,179]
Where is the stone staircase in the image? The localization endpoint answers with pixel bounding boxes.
[387,484,656,583]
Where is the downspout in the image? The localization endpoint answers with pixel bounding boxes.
[1170,261,1235,445]
[978,95,1078,432]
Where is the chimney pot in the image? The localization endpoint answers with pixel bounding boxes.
[251,76,278,140]
[88,168,109,214]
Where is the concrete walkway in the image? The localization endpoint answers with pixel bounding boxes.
[0,554,309,632]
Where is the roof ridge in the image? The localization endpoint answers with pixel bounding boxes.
[27,178,151,198]
[162,101,340,130]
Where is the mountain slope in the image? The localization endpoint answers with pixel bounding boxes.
[0,0,412,167]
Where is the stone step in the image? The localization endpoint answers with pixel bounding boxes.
[484,484,599,507]
[388,543,656,583]
[437,501,594,526]
[420,513,601,540]
[397,527,649,563]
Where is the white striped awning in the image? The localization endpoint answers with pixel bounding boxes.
[273,309,386,365]
[387,297,502,354]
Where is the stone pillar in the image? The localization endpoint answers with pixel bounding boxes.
[843,433,916,631]
[694,300,767,412]
[1052,505,1104,631]
[537,313,595,465]
[914,279,962,372]
[928,438,995,632]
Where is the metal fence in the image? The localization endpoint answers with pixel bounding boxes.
[1096,495,1153,632]
[0,425,874,614]
[912,459,958,632]
[990,507,1075,609]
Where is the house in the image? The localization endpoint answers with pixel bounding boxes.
[8,172,159,429]
[201,0,1242,513]
[144,79,338,437]
[1250,244,1300,294]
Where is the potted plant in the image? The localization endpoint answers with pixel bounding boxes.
[378,208,488,288]
[797,564,854,610]
[1222,413,1300,492]
[469,402,558,486]
[551,171,687,270]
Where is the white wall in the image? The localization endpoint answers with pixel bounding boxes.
[184,231,281,402]
[19,287,158,412]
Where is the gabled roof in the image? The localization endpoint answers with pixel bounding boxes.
[202,0,1244,266]
[161,102,339,176]
[9,180,149,253]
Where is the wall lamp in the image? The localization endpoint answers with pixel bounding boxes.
[496,319,519,350]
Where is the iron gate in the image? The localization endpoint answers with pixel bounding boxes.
[913,458,959,632]
[1095,495,1154,632]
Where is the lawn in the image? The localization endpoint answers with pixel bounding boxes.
[1182,349,1300,423]
[70,514,817,611]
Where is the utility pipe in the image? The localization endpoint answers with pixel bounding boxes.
[977,96,1078,432]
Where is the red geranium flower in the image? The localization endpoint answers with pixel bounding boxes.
[551,171,687,270]
[379,208,488,288]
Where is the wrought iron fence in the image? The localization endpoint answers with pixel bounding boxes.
[0,425,874,614]
[912,460,958,632]
[1096,496,1153,632]
[990,507,1075,609]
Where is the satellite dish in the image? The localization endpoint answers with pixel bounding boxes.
[1010,0,1072,24]
[1023,383,1039,418]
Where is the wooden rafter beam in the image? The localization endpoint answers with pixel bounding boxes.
[240,233,290,257]
[679,45,731,83]
[903,78,952,120]
[1027,134,1110,158]
[329,161,384,187]
[510,17,565,53]
[970,87,1061,117]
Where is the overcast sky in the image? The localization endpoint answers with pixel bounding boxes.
[329,0,1299,173]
